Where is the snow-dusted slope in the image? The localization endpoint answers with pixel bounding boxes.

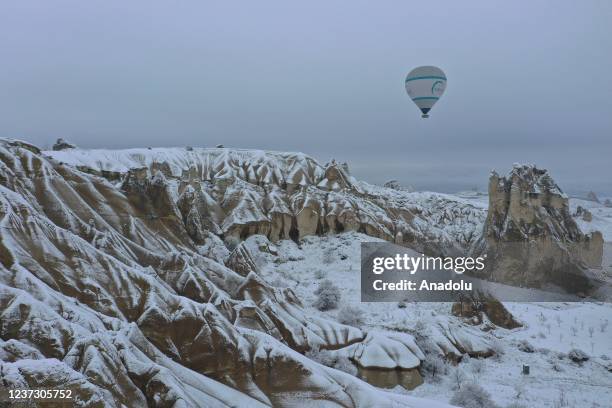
[570,197,612,242]
[261,232,612,407]
[1,139,458,407]
[44,145,486,256]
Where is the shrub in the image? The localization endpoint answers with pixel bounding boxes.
[305,348,335,366]
[322,249,335,264]
[567,348,589,364]
[337,305,364,327]
[314,269,326,279]
[305,348,357,375]
[287,255,305,262]
[450,382,498,408]
[517,340,535,353]
[422,355,448,382]
[313,279,341,311]
[449,367,466,391]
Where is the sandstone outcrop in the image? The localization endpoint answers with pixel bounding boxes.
[575,205,593,222]
[46,146,486,257]
[52,137,76,151]
[384,179,414,192]
[586,191,600,203]
[14,139,604,405]
[473,164,603,294]
[452,294,522,329]
[1,139,450,406]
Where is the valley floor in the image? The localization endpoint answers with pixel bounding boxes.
[261,230,612,407]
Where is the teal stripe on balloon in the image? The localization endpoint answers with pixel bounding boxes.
[411,96,439,101]
[405,76,447,82]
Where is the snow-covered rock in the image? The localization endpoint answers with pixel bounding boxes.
[44,145,486,256]
[343,331,424,369]
[472,164,604,294]
[52,137,77,151]
[0,139,456,407]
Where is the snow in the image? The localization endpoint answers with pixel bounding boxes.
[346,331,424,369]
[43,145,488,256]
[4,140,611,407]
[261,231,612,407]
[43,146,325,182]
[570,197,612,242]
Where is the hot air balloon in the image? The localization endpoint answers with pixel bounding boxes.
[405,66,446,118]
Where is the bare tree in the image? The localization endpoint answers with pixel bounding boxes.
[449,367,466,391]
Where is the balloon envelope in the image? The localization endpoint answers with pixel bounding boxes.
[405,66,446,118]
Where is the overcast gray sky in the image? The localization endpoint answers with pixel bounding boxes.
[1,1,611,194]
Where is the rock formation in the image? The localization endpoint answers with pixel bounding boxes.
[586,191,600,203]
[1,139,459,407]
[473,164,603,294]
[52,137,77,150]
[384,179,414,192]
[575,205,593,222]
[11,139,600,405]
[45,146,486,257]
[452,294,522,329]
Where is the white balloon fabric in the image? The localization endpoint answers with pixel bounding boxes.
[405,66,447,118]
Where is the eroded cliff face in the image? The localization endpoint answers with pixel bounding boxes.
[46,146,486,256]
[5,139,592,406]
[0,139,459,407]
[474,164,603,293]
